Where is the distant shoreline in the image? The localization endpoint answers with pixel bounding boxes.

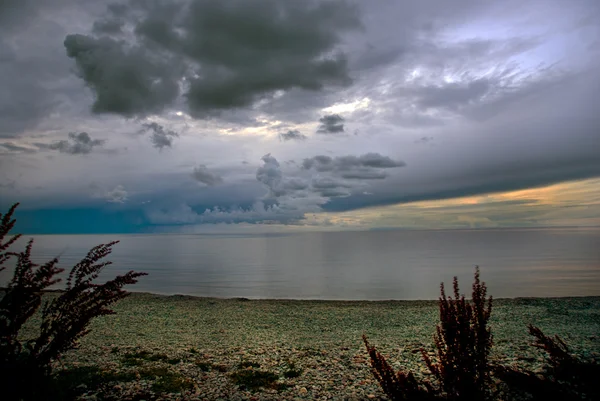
[12,224,600,236]
[5,287,598,303]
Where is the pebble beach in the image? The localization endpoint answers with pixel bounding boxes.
[25,293,600,400]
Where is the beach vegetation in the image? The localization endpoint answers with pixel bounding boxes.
[364,267,494,400]
[363,267,599,401]
[138,366,194,393]
[0,203,147,401]
[494,324,600,401]
[283,360,303,378]
[230,367,283,391]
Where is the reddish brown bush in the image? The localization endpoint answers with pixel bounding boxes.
[495,324,600,401]
[0,203,147,400]
[422,266,493,400]
[363,334,438,401]
[364,267,493,401]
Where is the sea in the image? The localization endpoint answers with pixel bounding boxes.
[2,228,599,300]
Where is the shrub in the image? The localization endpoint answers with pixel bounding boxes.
[363,334,438,401]
[495,324,600,401]
[364,267,493,401]
[422,266,493,400]
[0,203,147,400]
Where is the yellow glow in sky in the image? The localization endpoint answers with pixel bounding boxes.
[305,178,600,230]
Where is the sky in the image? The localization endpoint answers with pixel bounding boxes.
[1,0,599,234]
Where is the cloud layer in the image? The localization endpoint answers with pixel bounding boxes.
[1,0,599,233]
[63,0,361,118]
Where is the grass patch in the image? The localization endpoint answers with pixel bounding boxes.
[138,367,194,394]
[230,369,285,391]
[283,361,303,379]
[238,360,261,369]
[213,363,229,372]
[195,361,212,372]
[121,350,175,366]
[44,365,139,399]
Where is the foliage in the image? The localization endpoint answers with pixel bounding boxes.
[364,267,493,401]
[495,324,600,401]
[422,266,493,400]
[282,360,303,378]
[0,203,146,400]
[230,367,282,391]
[138,366,194,393]
[363,334,438,401]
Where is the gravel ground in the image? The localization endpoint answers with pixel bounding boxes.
[21,293,600,400]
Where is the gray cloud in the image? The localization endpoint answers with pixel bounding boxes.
[0,33,66,137]
[0,142,37,154]
[105,184,128,203]
[303,153,406,172]
[3,0,600,232]
[415,136,434,144]
[64,34,181,117]
[279,130,307,141]
[141,122,179,150]
[415,79,491,110]
[191,165,223,186]
[48,132,106,154]
[317,114,345,133]
[324,68,600,212]
[65,0,361,118]
[256,154,283,197]
[340,169,387,180]
[311,176,351,197]
[92,18,125,35]
[255,153,309,198]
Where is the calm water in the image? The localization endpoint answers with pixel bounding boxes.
[2,228,599,300]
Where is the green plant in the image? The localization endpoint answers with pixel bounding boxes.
[139,366,194,393]
[0,203,147,400]
[230,368,282,391]
[195,360,212,371]
[283,360,302,378]
[364,267,493,401]
[238,359,261,369]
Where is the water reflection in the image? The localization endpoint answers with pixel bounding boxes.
[0,228,598,300]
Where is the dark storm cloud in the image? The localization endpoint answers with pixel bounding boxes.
[65,0,361,118]
[279,130,307,141]
[141,123,179,150]
[317,114,345,133]
[191,165,223,186]
[48,132,106,154]
[63,34,181,117]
